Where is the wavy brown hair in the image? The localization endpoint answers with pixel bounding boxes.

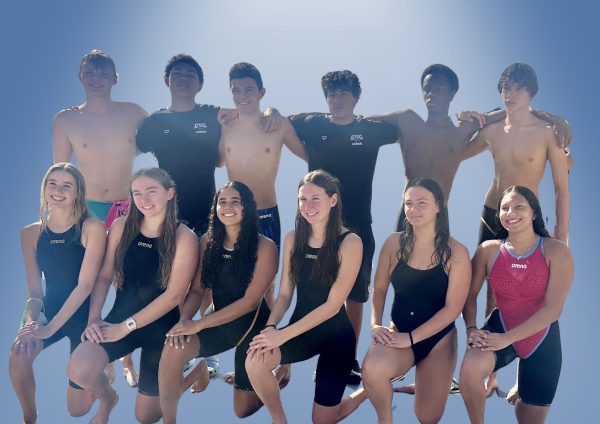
[289,170,344,286]
[39,162,89,239]
[201,181,260,290]
[113,168,178,290]
[398,178,452,270]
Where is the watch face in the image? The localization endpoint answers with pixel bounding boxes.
[126,318,136,331]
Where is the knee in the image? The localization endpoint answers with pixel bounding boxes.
[135,409,161,424]
[67,357,93,387]
[460,353,490,382]
[68,403,92,417]
[234,403,258,419]
[361,354,387,384]
[244,355,265,377]
[415,411,443,424]
[8,350,31,376]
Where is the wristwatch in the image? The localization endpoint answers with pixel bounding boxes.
[125,317,137,332]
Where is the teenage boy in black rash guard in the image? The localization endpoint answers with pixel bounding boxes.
[289,70,399,385]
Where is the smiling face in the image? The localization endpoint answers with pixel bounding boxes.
[216,187,244,227]
[79,63,117,96]
[298,182,337,226]
[499,191,535,234]
[131,175,174,219]
[230,77,264,114]
[167,62,202,98]
[45,170,76,210]
[403,186,440,228]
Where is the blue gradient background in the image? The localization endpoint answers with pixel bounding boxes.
[1,1,596,422]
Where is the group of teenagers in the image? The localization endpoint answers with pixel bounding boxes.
[9,49,574,424]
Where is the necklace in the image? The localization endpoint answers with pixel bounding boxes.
[506,237,539,260]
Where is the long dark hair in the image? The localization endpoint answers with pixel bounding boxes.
[398,178,452,270]
[290,170,343,286]
[496,185,550,239]
[201,181,259,290]
[113,168,179,290]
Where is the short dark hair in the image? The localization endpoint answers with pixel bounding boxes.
[229,62,263,91]
[164,54,204,86]
[79,49,116,75]
[421,64,459,92]
[497,63,538,98]
[321,70,362,98]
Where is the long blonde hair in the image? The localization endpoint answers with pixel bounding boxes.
[39,163,89,237]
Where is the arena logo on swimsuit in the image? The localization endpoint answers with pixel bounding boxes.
[305,253,318,260]
[50,239,65,244]
[137,241,153,249]
[511,262,528,269]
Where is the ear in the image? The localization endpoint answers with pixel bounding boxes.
[330,193,338,207]
[259,87,266,99]
[166,188,175,201]
[113,72,119,85]
[196,82,203,94]
[448,90,457,102]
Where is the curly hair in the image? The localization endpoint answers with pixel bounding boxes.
[164,54,204,86]
[201,181,260,290]
[289,170,344,287]
[113,168,178,290]
[321,70,362,99]
[398,178,452,270]
[495,185,550,239]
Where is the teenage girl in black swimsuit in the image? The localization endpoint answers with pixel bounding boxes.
[361,178,471,424]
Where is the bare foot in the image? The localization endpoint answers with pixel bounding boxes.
[122,366,138,388]
[189,358,210,393]
[506,383,519,405]
[89,389,118,424]
[275,364,291,390]
[223,371,235,385]
[485,377,499,398]
[393,383,416,395]
[104,363,115,385]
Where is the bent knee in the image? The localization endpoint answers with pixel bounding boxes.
[68,404,92,417]
[362,356,389,382]
[415,412,443,424]
[234,404,259,419]
[135,410,162,424]
[460,353,493,380]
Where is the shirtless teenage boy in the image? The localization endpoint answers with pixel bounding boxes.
[290,71,399,385]
[52,50,147,388]
[220,62,306,255]
[53,49,147,226]
[464,62,570,307]
[370,64,569,232]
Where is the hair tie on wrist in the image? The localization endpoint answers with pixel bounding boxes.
[466,325,477,332]
[408,331,414,347]
[265,324,276,330]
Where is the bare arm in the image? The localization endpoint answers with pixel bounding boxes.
[410,241,471,343]
[52,111,73,163]
[531,110,572,147]
[35,220,106,338]
[20,224,44,324]
[462,129,490,161]
[281,118,307,161]
[462,242,497,329]
[276,234,362,344]
[129,226,199,329]
[547,135,570,243]
[486,239,573,349]
[264,231,296,327]
[217,133,226,168]
[177,236,208,321]
[370,234,396,328]
[368,108,420,130]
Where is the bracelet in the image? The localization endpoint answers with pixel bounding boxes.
[466,325,477,332]
[408,331,414,347]
[265,324,276,330]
